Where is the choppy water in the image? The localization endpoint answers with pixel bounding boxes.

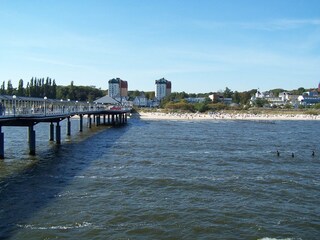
[0,118,319,239]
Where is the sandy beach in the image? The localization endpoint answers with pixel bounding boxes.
[137,111,320,121]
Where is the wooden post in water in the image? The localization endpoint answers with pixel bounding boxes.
[88,115,92,128]
[67,117,71,136]
[28,125,36,155]
[79,114,83,132]
[103,115,106,125]
[49,122,54,141]
[95,115,99,126]
[0,126,4,159]
[56,122,61,144]
[112,114,115,126]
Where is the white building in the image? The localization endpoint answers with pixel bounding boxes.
[298,91,320,105]
[155,78,171,100]
[108,78,128,98]
[133,93,148,107]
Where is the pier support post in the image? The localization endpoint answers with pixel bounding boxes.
[49,122,54,141]
[79,115,83,132]
[0,126,4,159]
[112,114,115,126]
[67,117,71,136]
[103,115,106,125]
[108,114,110,125]
[56,122,61,144]
[28,125,36,155]
[88,115,92,128]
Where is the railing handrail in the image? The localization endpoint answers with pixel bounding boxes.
[0,95,130,118]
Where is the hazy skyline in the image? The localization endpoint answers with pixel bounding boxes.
[1,0,320,93]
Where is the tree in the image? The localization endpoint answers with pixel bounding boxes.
[7,80,14,95]
[29,77,35,96]
[223,87,233,98]
[270,88,285,97]
[233,91,241,104]
[52,79,57,98]
[253,98,269,107]
[17,79,24,96]
[239,91,252,105]
[145,91,155,99]
[68,81,75,100]
[194,102,208,112]
[0,81,5,94]
[25,82,30,96]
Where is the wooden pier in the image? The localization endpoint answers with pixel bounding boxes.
[0,95,130,159]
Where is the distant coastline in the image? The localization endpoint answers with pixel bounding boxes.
[136,110,320,121]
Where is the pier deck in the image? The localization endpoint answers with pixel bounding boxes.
[0,95,130,158]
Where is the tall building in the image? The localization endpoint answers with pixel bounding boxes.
[108,78,128,98]
[155,78,171,100]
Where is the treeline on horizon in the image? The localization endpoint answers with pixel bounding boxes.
[0,78,314,107]
[0,78,106,102]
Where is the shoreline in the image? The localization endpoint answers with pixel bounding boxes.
[137,111,320,121]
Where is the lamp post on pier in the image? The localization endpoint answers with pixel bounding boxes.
[12,95,16,117]
[44,96,47,116]
[60,99,64,113]
[67,99,70,113]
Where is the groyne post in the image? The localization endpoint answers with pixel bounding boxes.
[0,126,4,159]
[28,125,36,155]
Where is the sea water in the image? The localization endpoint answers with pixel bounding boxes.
[0,118,319,239]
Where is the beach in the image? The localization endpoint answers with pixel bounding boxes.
[138,111,320,121]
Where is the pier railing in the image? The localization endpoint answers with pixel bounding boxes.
[0,95,129,117]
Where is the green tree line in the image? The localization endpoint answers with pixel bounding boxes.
[0,78,105,101]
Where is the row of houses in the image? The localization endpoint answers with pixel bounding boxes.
[251,90,320,107]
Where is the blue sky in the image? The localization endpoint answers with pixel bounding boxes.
[0,0,320,93]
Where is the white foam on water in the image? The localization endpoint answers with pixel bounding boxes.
[17,222,93,230]
[258,238,302,240]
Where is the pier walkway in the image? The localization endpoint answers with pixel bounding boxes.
[0,95,131,158]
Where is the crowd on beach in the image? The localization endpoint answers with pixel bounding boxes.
[138,111,320,121]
